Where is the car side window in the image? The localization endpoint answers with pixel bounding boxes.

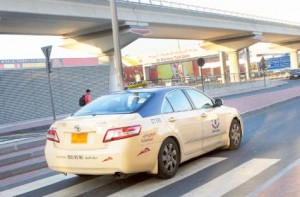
[185,89,213,109]
[162,99,173,114]
[166,90,192,112]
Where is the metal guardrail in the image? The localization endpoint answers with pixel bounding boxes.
[147,71,287,89]
[117,0,300,26]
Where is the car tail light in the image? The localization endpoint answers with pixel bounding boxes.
[103,125,141,143]
[47,129,60,143]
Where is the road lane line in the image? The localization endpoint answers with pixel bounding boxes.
[44,176,116,197]
[182,158,280,197]
[247,158,300,197]
[108,157,227,197]
[0,174,76,196]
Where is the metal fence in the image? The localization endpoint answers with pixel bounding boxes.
[149,73,264,87]
[0,65,110,125]
[147,72,273,95]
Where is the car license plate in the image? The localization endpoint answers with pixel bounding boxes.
[71,133,87,144]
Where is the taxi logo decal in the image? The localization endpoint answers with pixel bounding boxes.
[74,125,81,132]
[211,118,220,133]
[138,147,150,156]
[102,157,113,162]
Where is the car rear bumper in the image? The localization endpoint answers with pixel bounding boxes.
[45,141,159,175]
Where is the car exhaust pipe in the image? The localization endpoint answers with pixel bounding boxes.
[114,172,127,179]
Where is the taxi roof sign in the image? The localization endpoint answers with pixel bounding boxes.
[124,81,148,90]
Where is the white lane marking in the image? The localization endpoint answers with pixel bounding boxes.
[247,158,300,197]
[0,138,30,145]
[183,158,280,197]
[44,176,117,197]
[0,174,76,197]
[108,157,227,197]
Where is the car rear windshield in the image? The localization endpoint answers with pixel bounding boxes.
[290,69,300,73]
[73,92,152,116]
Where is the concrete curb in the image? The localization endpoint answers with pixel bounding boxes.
[0,137,46,155]
[0,125,49,137]
[0,137,47,182]
[0,114,69,136]
[0,159,47,180]
[0,147,44,167]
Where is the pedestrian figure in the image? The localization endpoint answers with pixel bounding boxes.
[79,89,91,107]
[84,89,91,104]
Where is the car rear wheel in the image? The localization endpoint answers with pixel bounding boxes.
[228,119,242,150]
[157,138,180,179]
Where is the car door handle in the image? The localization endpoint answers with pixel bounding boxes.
[201,113,207,117]
[168,117,176,122]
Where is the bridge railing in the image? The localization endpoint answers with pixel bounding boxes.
[117,0,300,26]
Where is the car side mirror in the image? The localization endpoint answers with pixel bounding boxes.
[214,98,223,107]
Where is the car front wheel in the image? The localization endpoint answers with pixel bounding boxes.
[228,119,242,150]
[157,138,180,179]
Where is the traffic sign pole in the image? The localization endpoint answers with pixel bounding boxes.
[260,56,267,88]
[41,45,56,121]
[197,58,205,92]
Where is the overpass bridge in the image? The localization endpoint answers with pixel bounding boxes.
[1,0,300,86]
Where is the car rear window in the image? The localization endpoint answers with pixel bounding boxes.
[290,69,300,73]
[73,92,152,116]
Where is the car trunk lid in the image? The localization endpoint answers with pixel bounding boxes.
[51,114,139,150]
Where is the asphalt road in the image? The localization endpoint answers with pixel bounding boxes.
[2,95,300,196]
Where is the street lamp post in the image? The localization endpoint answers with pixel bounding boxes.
[110,0,123,90]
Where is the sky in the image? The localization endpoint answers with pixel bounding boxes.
[0,35,95,59]
[0,0,300,59]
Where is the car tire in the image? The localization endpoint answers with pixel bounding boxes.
[228,119,242,150]
[157,138,180,179]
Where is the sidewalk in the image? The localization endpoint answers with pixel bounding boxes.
[0,79,297,136]
[224,81,300,115]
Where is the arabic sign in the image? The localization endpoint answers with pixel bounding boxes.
[267,55,290,70]
[141,48,204,64]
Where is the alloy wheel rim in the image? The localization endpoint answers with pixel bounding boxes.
[231,123,241,146]
[162,143,177,172]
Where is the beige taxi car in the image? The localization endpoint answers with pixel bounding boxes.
[45,86,243,179]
